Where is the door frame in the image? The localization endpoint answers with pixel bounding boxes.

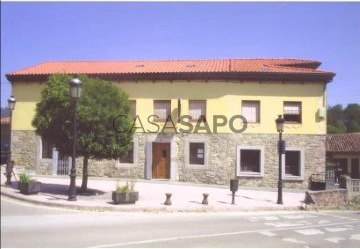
[145,135,177,181]
[152,142,171,179]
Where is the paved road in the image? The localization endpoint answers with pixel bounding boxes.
[1,196,360,248]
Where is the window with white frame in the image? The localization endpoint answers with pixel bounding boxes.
[237,146,264,177]
[41,138,53,159]
[189,100,206,121]
[284,149,304,179]
[154,100,171,121]
[284,101,302,123]
[242,101,260,123]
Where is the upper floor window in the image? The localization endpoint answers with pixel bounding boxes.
[129,100,136,119]
[154,100,171,121]
[42,138,53,159]
[284,101,302,123]
[189,100,206,121]
[242,101,260,123]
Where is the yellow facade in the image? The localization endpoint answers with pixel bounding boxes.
[12,80,326,134]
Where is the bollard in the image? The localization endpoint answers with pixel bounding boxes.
[230,179,239,205]
[164,193,172,205]
[202,193,209,205]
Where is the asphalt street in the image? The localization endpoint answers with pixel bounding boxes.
[1,196,360,248]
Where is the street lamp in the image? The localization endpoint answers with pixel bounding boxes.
[5,96,16,186]
[275,115,285,205]
[68,77,82,201]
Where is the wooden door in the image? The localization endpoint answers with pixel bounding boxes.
[152,143,170,179]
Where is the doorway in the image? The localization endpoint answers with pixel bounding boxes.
[152,143,170,179]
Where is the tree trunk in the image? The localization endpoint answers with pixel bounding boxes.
[80,155,89,192]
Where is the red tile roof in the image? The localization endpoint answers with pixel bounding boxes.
[6,58,331,75]
[326,133,360,153]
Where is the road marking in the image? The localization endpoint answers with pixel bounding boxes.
[89,220,360,248]
[295,229,324,235]
[248,216,279,221]
[317,212,359,221]
[280,214,317,220]
[282,238,306,245]
[325,227,353,232]
[350,234,360,241]
[265,222,305,228]
[325,237,345,243]
[258,231,277,237]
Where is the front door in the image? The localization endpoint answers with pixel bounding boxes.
[152,143,170,179]
[351,158,360,179]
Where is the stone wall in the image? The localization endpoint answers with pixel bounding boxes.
[11,131,37,171]
[307,189,347,207]
[11,131,326,189]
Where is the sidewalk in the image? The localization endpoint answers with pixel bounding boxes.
[1,167,305,213]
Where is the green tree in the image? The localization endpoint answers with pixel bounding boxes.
[32,74,134,192]
[344,103,360,132]
[327,104,347,134]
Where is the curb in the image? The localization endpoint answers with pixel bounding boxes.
[1,190,302,213]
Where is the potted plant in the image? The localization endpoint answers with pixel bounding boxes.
[18,172,41,195]
[112,179,139,204]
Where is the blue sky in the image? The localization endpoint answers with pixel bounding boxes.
[1,2,359,108]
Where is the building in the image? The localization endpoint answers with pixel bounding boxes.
[326,133,360,179]
[6,58,336,188]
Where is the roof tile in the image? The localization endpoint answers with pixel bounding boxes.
[326,133,360,153]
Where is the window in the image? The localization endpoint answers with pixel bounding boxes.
[285,151,301,176]
[284,102,302,123]
[242,101,260,123]
[189,143,204,165]
[185,138,209,169]
[237,146,264,177]
[283,148,304,180]
[119,143,134,164]
[42,139,53,159]
[129,100,136,119]
[189,100,206,121]
[154,100,171,121]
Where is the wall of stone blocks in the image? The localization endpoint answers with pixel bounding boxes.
[11,131,326,189]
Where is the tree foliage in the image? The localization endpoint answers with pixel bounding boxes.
[32,74,134,191]
[327,103,360,133]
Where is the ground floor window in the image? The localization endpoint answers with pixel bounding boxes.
[284,148,304,180]
[189,142,205,165]
[117,138,138,167]
[185,138,209,169]
[119,142,134,164]
[237,146,264,177]
[41,138,53,159]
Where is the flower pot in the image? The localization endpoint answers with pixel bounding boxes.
[112,191,139,204]
[18,182,41,195]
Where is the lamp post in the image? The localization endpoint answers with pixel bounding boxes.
[5,96,16,186]
[275,115,285,205]
[68,78,82,201]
